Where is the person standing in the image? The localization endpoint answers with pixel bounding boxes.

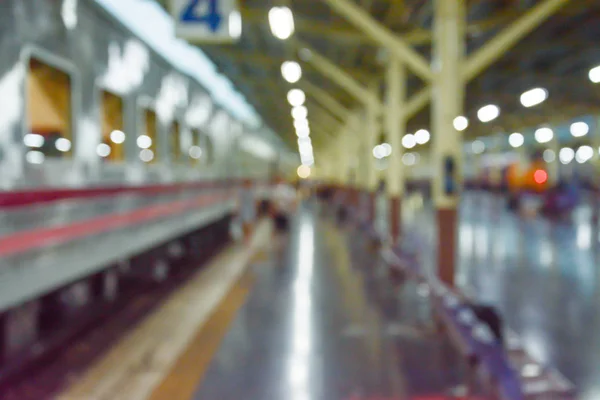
[238,179,256,243]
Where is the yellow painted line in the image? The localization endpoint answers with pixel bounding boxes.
[147,269,255,400]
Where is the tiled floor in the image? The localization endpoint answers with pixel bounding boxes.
[407,192,600,400]
[195,204,464,400]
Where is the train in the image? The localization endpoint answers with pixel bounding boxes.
[0,0,296,190]
[0,1,297,394]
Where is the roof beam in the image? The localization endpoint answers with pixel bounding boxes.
[295,40,380,107]
[300,80,350,121]
[320,0,433,81]
[464,0,571,81]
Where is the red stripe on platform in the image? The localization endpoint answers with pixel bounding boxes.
[0,192,231,258]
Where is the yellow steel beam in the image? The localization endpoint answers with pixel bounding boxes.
[320,0,432,81]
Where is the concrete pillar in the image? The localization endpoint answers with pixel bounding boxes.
[431,0,466,286]
[547,136,560,185]
[386,56,405,241]
[366,85,380,222]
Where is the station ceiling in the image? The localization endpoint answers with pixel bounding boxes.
[157,0,600,148]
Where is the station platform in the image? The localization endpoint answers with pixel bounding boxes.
[0,190,594,399]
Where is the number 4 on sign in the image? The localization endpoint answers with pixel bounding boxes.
[181,0,222,32]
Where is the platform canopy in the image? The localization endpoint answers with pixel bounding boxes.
[152,0,599,148]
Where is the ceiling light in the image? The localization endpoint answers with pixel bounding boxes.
[229,10,242,39]
[268,6,294,40]
[471,140,485,154]
[534,127,553,143]
[294,119,309,130]
[372,145,385,159]
[110,130,125,144]
[520,87,548,108]
[55,138,72,152]
[297,164,311,179]
[380,143,392,157]
[589,65,600,83]
[281,61,302,83]
[189,145,203,159]
[402,134,416,149]
[287,88,305,106]
[543,149,555,163]
[26,150,45,164]
[576,145,593,163]
[559,147,574,164]
[414,129,430,144]
[96,143,111,157]
[291,105,308,120]
[137,134,152,149]
[140,149,154,162]
[296,126,310,138]
[453,116,468,131]
[570,121,589,137]
[508,132,524,148]
[477,104,500,123]
[24,133,45,148]
[402,153,416,166]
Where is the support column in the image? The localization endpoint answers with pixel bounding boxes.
[386,56,405,242]
[366,85,380,223]
[432,0,465,286]
[547,136,560,185]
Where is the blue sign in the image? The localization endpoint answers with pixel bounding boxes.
[172,0,240,42]
[180,0,222,32]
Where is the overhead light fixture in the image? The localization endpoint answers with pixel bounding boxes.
[96,143,111,158]
[55,138,72,152]
[508,132,524,148]
[570,121,589,137]
[294,118,309,131]
[471,140,485,154]
[268,6,294,40]
[559,147,574,165]
[287,88,305,106]
[291,105,308,120]
[380,143,392,157]
[520,87,548,108]
[297,164,311,179]
[295,126,310,138]
[110,130,125,144]
[137,135,152,149]
[281,61,302,83]
[228,10,242,39]
[453,116,469,131]
[589,65,600,83]
[401,134,416,149]
[414,129,430,145]
[24,133,45,148]
[534,127,553,143]
[372,145,385,159]
[402,153,416,166]
[576,145,594,163]
[189,145,203,159]
[477,104,500,123]
[543,149,555,163]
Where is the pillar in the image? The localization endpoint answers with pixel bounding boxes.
[547,135,560,185]
[367,86,380,223]
[386,56,405,241]
[431,0,465,286]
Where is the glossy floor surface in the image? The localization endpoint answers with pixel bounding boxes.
[405,192,600,400]
[194,203,465,400]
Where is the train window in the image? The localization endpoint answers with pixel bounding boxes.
[140,109,157,163]
[26,58,72,161]
[170,121,181,163]
[100,91,124,162]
